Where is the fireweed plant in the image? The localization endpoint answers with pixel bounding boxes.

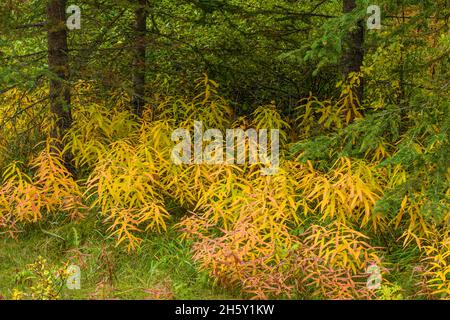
[0,74,448,299]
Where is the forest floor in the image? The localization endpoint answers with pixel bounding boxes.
[0,215,241,300]
[0,214,427,300]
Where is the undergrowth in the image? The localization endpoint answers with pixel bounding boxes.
[0,75,448,300]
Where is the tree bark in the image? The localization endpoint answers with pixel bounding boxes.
[132,0,148,118]
[342,0,364,105]
[47,0,72,137]
[47,0,74,173]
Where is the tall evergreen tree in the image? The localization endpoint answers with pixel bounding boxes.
[47,0,72,137]
[341,0,364,105]
[131,0,148,118]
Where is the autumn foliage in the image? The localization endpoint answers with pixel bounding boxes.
[0,74,448,300]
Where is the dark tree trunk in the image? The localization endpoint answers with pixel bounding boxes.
[132,0,148,118]
[47,0,75,174]
[342,0,365,105]
[47,0,72,137]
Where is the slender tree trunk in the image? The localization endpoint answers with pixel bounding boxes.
[47,0,72,137]
[47,0,74,173]
[132,0,148,118]
[342,0,365,105]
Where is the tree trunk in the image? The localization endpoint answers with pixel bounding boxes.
[342,0,364,105]
[132,0,148,118]
[47,0,72,137]
[47,0,74,173]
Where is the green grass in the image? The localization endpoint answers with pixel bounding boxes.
[0,215,241,300]
[0,214,429,300]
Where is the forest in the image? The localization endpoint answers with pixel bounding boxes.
[0,0,448,300]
